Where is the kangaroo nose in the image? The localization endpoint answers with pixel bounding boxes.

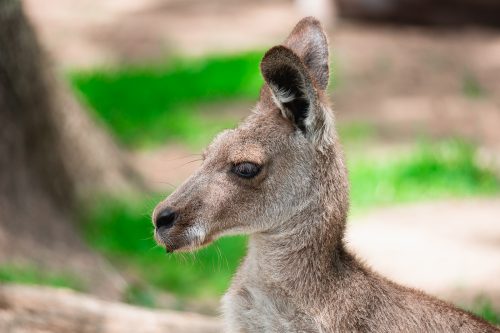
[155,208,177,230]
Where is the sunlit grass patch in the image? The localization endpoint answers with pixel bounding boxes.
[338,122,377,143]
[349,140,499,214]
[464,297,500,326]
[70,52,264,148]
[0,264,84,291]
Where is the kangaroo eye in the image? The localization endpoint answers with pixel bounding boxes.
[231,162,261,179]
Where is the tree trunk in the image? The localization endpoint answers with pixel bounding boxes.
[0,0,142,298]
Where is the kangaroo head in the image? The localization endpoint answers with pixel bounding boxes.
[153,17,348,252]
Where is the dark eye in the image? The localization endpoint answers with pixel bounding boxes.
[231,162,261,179]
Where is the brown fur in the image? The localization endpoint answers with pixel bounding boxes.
[153,17,499,332]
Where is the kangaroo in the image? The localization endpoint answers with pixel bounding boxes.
[152,17,499,333]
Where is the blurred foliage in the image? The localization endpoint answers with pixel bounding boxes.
[124,283,157,308]
[462,73,486,99]
[69,51,340,148]
[349,140,499,214]
[80,141,499,301]
[70,52,264,148]
[467,297,500,325]
[338,122,376,143]
[0,264,84,291]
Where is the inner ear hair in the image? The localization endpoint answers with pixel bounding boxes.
[268,64,309,132]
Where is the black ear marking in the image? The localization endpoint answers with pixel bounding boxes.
[258,18,334,149]
[267,64,309,132]
[260,46,314,134]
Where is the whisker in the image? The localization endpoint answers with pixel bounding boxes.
[148,243,161,252]
[140,235,155,241]
[221,245,230,272]
[150,181,177,189]
[160,153,203,163]
[180,158,203,167]
[189,250,198,265]
[215,244,223,273]
[181,252,190,265]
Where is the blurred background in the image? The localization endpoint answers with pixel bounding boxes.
[1,0,500,330]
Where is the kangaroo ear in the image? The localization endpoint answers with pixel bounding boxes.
[284,17,329,91]
[260,18,333,148]
[260,46,314,133]
[260,45,333,149]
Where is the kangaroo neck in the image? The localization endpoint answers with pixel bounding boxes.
[246,144,351,303]
[247,204,347,295]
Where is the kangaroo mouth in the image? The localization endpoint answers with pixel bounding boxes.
[154,221,212,253]
[154,227,183,253]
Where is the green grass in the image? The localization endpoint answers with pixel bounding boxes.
[338,122,377,143]
[465,298,500,326]
[0,264,84,291]
[70,52,264,148]
[474,304,500,326]
[80,141,499,303]
[349,140,499,214]
[462,73,486,99]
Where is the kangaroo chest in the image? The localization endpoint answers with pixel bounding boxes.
[222,282,321,333]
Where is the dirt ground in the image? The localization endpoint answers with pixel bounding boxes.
[347,198,500,310]
[22,0,500,312]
